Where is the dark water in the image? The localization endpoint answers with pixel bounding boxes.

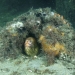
[0,0,75,27]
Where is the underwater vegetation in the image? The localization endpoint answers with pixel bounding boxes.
[0,8,75,64]
[39,35,66,56]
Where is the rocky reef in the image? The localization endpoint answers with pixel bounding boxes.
[0,8,75,65]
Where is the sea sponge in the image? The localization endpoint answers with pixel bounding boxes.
[39,35,66,56]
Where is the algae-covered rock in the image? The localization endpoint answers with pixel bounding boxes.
[0,8,75,63]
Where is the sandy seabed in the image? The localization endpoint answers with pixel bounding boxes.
[0,55,75,75]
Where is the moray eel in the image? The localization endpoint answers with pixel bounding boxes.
[24,37,38,56]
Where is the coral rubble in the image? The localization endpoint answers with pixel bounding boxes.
[0,8,75,64]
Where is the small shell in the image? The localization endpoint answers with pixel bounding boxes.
[24,37,38,56]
